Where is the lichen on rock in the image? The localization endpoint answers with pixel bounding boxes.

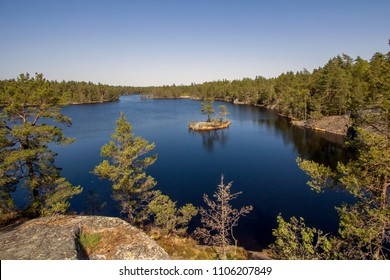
[0,215,169,260]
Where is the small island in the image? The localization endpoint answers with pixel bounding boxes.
[189,120,231,131]
[189,100,231,131]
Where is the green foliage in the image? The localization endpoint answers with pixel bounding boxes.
[336,203,389,259]
[296,158,336,193]
[40,178,83,216]
[316,56,353,116]
[333,129,389,259]
[0,74,131,105]
[147,190,197,236]
[270,214,333,260]
[218,105,230,122]
[79,232,102,252]
[93,112,157,223]
[338,129,389,203]
[201,99,215,121]
[282,128,389,259]
[0,73,82,218]
[0,119,16,216]
[133,51,390,124]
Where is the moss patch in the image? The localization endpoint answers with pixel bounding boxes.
[79,232,102,255]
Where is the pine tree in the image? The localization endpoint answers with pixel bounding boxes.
[319,57,352,116]
[0,73,82,218]
[270,214,333,260]
[218,105,230,122]
[271,128,389,259]
[147,190,197,236]
[201,99,215,122]
[195,175,253,259]
[333,129,389,259]
[93,112,157,223]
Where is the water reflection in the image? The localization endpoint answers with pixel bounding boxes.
[231,104,348,168]
[191,102,349,168]
[189,128,229,152]
[268,115,349,168]
[47,96,353,251]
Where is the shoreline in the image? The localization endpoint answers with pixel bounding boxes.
[0,98,120,108]
[62,98,120,106]
[290,115,351,136]
[188,120,231,131]
[145,94,350,136]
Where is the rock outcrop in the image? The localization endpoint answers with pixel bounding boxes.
[189,120,231,131]
[0,215,169,260]
[291,115,352,135]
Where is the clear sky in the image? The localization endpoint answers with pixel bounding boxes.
[0,0,389,86]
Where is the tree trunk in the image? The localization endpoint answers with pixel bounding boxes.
[221,195,227,260]
[26,159,41,218]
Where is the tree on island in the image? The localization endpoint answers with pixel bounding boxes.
[93,112,157,224]
[195,175,253,260]
[190,102,231,131]
[201,99,215,122]
[218,105,230,122]
[0,73,82,219]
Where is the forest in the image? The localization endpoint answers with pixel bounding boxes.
[0,73,132,105]
[133,52,389,125]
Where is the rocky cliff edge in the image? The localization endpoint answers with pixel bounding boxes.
[0,215,169,260]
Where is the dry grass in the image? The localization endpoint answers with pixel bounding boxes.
[78,225,141,259]
[0,211,21,226]
[154,234,249,260]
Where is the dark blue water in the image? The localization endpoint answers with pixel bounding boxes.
[51,95,351,250]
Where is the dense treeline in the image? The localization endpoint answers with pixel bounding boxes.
[0,73,132,105]
[133,52,390,122]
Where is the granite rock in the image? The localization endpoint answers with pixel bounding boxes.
[0,215,169,260]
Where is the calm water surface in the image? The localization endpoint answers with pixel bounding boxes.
[52,95,351,250]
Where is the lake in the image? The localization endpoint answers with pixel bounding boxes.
[51,95,351,250]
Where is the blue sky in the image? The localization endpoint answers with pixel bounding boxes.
[0,0,389,86]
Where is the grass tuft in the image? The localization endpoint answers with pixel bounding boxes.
[79,232,101,254]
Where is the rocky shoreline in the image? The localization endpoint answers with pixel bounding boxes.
[290,115,351,136]
[188,120,231,131]
[146,94,351,136]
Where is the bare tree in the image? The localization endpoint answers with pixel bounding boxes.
[194,175,253,259]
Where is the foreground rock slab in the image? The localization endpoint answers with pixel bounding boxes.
[0,215,169,260]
